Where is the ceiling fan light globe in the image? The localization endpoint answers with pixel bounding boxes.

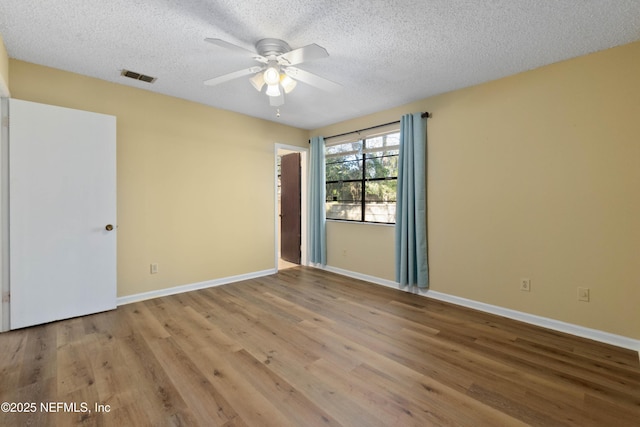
[281,75,297,94]
[249,72,265,91]
[266,84,281,97]
[263,66,280,85]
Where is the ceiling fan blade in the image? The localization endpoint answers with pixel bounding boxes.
[204,66,263,86]
[269,93,284,107]
[204,38,267,62]
[284,67,341,92]
[204,38,253,55]
[277,43,328,66]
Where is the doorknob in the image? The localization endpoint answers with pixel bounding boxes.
[105,224,114,231]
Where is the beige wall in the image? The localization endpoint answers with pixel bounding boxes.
[9,60,309,298]
[327,222,395,280]
[313,41,640,340]
[0,35,9,96]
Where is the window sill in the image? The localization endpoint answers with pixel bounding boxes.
[326,219,395,227]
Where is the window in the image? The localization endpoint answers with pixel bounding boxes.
[325,131,399,223]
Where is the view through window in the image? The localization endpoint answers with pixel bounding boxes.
[325,131,399,223]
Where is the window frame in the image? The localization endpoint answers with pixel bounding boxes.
[325,130,400,224]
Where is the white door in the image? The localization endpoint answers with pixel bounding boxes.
[9,99,116,329]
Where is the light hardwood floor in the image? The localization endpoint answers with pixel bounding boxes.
[1,267,638,426]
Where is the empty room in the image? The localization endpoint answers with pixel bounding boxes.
[0,1,639,426]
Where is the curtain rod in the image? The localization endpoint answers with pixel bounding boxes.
[322,112,431,141]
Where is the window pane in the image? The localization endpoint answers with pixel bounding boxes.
[365,179,396,202]
[364,180,396,223]
[326,181,362,221]
[326,141,361,156]
[364,202,396,223]
[364,133,400,151]
[364,153,398,179]
[326,154,362,181]
[327,181,362,202]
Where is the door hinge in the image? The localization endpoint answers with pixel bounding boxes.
[2,292,9,303]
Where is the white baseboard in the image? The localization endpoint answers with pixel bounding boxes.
[323,265,399,288]
[116,268,277,306]
[322,265,640,354]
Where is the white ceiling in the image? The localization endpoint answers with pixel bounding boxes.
[1,1,639,129]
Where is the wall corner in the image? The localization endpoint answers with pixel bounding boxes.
[0,34,11,97]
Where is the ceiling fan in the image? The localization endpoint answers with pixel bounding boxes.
[204,38,340,107]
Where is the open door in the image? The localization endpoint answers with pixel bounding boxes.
[280,152,301,264]
[8,99,116,329]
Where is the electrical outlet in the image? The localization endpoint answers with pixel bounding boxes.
[577,287,590,302]
[520,278,531,292]
[150,263,158,274]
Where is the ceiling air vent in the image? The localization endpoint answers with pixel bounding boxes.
[120,69,157,83]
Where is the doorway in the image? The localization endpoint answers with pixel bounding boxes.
[275,144,308,270]
[280,152,301,265]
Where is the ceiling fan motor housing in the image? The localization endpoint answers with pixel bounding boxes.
[256,38,291,58]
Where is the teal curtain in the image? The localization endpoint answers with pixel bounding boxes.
[395,113,428,287]
[309,136,326,265]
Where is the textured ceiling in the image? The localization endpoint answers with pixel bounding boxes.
[1,1,640,129]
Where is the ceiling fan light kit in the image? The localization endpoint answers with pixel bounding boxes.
[249,72,265,91]
[280,75,297,94]
[263,63,281,85]
[265,84,281,97]
[204,37,340,108]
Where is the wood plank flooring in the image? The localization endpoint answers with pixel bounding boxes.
[1,267,638,426]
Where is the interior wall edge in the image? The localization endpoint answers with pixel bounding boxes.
[0,34,9,98]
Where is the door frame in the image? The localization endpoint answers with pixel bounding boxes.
[274,143,308,269]
[0,98,8,332]
[280,152,302,264]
